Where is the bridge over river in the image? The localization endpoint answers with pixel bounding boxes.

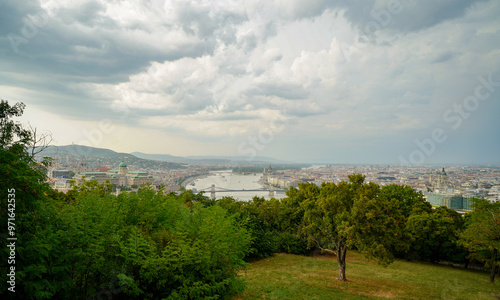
[198,185,285,199]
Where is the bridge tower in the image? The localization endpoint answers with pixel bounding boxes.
[211,184,216,199]
[269,185,274,198]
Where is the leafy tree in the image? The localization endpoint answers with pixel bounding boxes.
[0,100,54,298]
[0,100,31,149]
[379,184,429,218]
[296,175,406,281]
[280,182,316,233]
[215,195,310,259]
[459,198,500,282]
[1,101,253,299]
[377,184,432,259]
[406,207,463,263]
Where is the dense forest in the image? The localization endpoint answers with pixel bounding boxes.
[1,100,499,299]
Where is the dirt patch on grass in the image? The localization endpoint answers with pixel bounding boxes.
[310,249,368,264]
[349,278,414,299]
[310,249,336,259]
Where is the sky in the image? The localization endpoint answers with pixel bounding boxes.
[1,0,499,165]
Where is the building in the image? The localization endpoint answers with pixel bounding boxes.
[54,178,71,190]
[435,167,450,191]
[73,162,154,189]
[48,169,72,178]
[426,193,473,210]
[95,166,110,172]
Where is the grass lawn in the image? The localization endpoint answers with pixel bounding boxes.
[234,252,499,299]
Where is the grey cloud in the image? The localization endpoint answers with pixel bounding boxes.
[388,0,487,32]
[57,1,106,27]
[2,0,499,164]
[428,51,454,64]
[273,0,336,21]
[286,107,325,117]
[0,1,212,80]
[249,82,309,100]
[0,0,41,35]
[334,0,488,33]
[174,1,248,41]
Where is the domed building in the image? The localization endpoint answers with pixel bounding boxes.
[265,164,274,175]
[118,161,128,175]
[436,167,449,190]
[73,161,154,190]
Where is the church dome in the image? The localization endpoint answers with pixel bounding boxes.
[119,162,127,168]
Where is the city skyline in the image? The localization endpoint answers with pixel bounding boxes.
[1,1,499,164]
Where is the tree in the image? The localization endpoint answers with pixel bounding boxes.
[378,184,429,218]
[296,174,406,281]
[0,100,52,218]
[406,207,462,263]
[27,123,52,157]
[459,198,500,283]
[0,100,54,298]
[1,101,253,299]
[378,184,432,259]
[0,100,31,149]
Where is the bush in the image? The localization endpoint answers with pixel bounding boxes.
[276,231,311,255]
[2,183,251,299]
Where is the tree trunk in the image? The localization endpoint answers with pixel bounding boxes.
[336,240,347,281]
[490,248,497,283]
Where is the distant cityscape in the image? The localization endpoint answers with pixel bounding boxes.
[42,145,500,211]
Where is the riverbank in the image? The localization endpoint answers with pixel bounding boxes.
[180,173,209,187]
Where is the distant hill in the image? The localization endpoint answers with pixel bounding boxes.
[37,145,186,169]
[131,152,293,165]
[130,152,188,163]
[40,145,136,158]
[39,145,295,166]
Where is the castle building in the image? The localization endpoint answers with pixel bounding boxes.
[73,161,154,189]
[118,161,128,175]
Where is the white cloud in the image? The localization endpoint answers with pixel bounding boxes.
[87,0,499,142]
[3,0,499,162]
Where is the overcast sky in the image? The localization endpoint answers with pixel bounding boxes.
[1,0,499,164]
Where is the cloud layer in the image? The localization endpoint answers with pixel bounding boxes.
[1,0,499,164]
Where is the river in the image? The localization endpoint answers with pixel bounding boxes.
[187,170,286,201]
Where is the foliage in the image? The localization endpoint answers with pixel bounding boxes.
[378,184,430,218]
[0,101,54,299]
[406,207,466,263]
[2,100,494,297]
[0,100,31,149]
[0,100,252,299]
[459,197,500,282]
[1,182,252,299]
[293,175,409,281]
[215,196,312,260]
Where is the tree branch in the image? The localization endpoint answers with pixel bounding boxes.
[27,123,52,157]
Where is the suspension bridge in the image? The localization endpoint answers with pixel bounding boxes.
[197,185,284,199]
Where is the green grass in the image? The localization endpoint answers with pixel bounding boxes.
[234,252,499,299]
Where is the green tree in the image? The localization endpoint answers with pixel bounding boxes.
[459,198,500,283]
[377,184,432,259]
[296,175,406,281]
[406,207,462,263]
[0,100,31,149]
[0,100,55,298]
[1,101,253,299]
[379,184,429,218]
